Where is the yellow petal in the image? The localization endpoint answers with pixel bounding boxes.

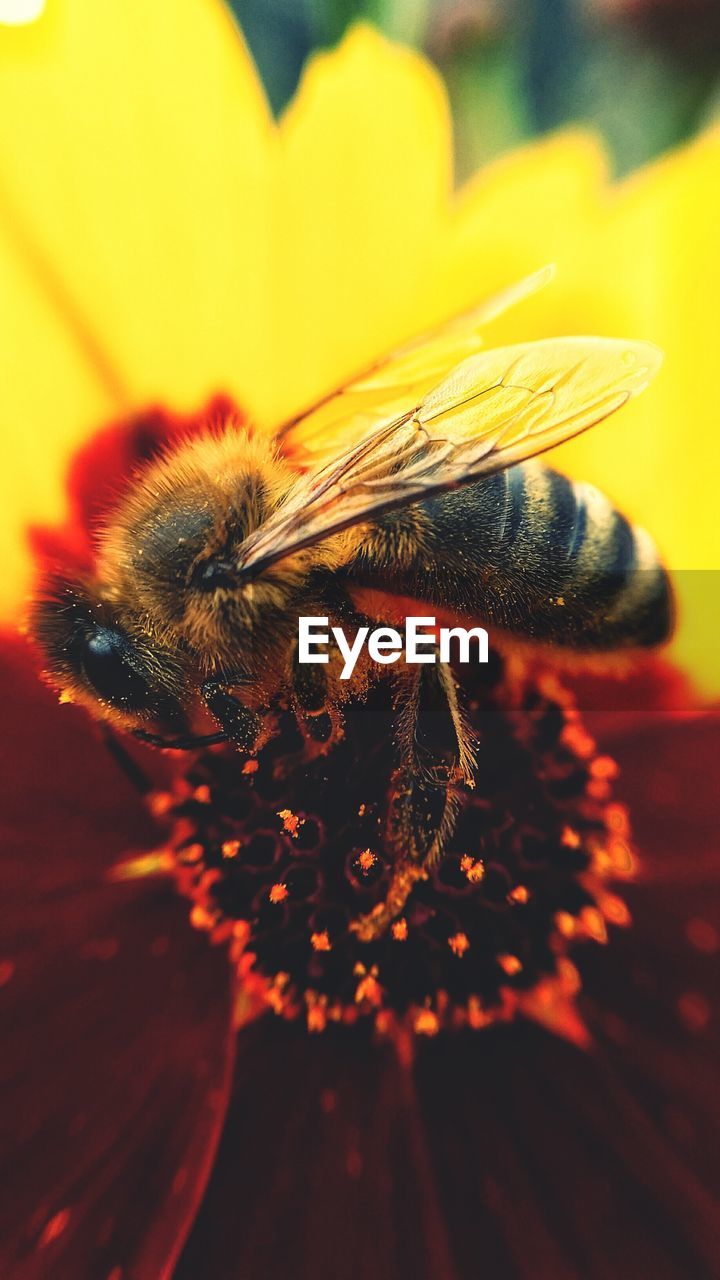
[263,25,454,424]
[0,0,274,605]
[0,0,276,403]
[0,218,119,610]
[444,130,610,323]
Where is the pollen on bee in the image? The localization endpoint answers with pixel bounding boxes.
[460,854,485,883]
[498,953,522,976]
[269,882,288,904]
[448,931,471,957]
[311,929,332,952]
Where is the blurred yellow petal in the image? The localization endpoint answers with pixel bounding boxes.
[263,25,453,423]
[445,131,610,317]
[0,219,119,607]
[0,0,273,609]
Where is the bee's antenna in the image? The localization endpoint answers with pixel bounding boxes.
[100,725,153,793]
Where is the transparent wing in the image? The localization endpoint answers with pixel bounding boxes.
[277,266,555,467]
[238,337,661,578]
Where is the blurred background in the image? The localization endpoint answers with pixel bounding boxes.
[231,0,720,180]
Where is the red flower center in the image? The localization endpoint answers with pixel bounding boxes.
[150,649,632,1036]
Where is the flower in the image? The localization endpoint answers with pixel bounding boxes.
[1,4,719,1278]
[4,623,720,1278]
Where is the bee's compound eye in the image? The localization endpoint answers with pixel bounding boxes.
[82,628,153,710]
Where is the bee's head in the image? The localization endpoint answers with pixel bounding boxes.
[30,576,191,736]
[91,428,301,663]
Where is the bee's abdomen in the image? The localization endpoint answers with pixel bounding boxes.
[488,463,672,648]
[351,462,673,651]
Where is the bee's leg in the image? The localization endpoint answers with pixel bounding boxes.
[289,592,364,749]
[351,653,477,942]
[291,653,336,748]
[200,678,263,754]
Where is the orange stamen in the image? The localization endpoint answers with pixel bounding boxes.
[414,1008,440,1036]
[460,855,485,883]
[508,885,529,905]
[448,931,470,957]
[278,808,303,838]
[357,848,377,873]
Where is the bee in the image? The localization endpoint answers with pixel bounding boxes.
[32,270,672,940]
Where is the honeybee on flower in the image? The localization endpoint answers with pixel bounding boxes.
[32,265,670,944]
[1,4,719,1280]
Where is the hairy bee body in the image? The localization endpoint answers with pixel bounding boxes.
[32,285,673,940]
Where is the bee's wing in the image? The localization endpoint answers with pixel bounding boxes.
[278,266,554,466]
[238,337,661,578]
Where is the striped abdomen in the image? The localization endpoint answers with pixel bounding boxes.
[348,461,672,651]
